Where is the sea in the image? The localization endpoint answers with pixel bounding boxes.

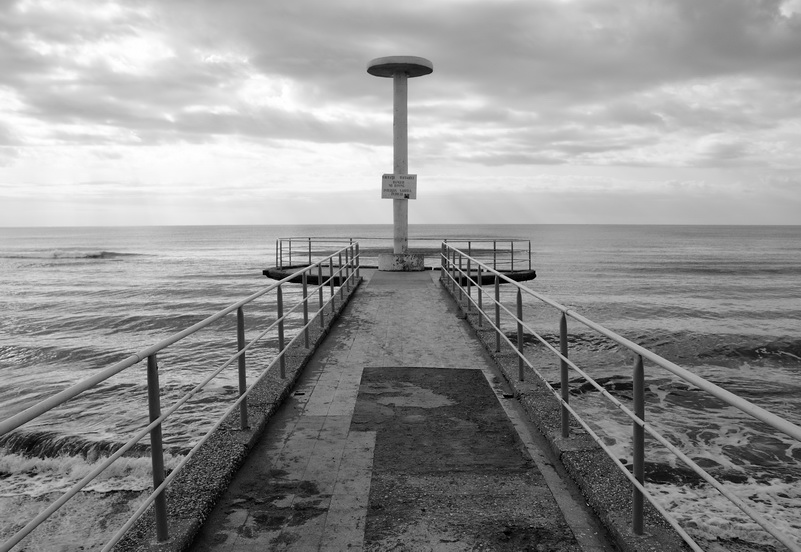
[0,224,799,551]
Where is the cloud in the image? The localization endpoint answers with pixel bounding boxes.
[4,1,801,146]
[1,0,800,225]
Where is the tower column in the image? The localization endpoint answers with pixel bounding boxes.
[368,55,433,271]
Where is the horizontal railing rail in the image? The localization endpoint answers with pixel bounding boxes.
[0,244,361,552]
[440,243,801,552]
[443,238,532,272]
[275,236,531,272]
[276,237,355,269]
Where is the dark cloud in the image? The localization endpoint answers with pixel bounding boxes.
[0,0,799,170]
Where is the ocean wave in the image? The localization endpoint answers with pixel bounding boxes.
[518,331,621,352]
[626,262,798,277]
[0,449,183,497]
[0,342,129,368]
[0,250,142,260]
[569,380,801,550]
[700,338,801,364]
[519,330,801,369]
[553,374,644,397]
[0,430,147,460]
[640,460,753,486]
[649,478,801,551]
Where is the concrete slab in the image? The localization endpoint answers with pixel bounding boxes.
[354,366,582,550]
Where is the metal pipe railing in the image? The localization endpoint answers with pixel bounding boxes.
[275,236,531,271]
[237,307,248,430]
[440,243,801,552]
[0,243,361,552]
[146,354,169,541]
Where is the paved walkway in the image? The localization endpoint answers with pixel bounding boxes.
[189,270,612,551]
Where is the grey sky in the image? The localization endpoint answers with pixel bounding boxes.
[1,0,800,226]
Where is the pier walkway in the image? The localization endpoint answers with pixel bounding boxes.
[188,270,613,551]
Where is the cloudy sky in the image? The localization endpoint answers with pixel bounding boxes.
[1,0,800,226]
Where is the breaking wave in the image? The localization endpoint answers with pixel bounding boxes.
[0,431,147,460]
[0,430,187,497]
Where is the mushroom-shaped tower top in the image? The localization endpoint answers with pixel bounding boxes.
[367,56,433,78]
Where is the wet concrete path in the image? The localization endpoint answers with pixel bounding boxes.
[188,270,613,551]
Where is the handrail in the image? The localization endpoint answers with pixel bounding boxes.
[275,235,531,271]
[440,242,801,552]
[0,243,361,551]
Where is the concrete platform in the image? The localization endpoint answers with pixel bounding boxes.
[187,270,613,551]
[262,266,537,285]
[377,252,425,271]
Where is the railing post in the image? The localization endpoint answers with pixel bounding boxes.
[493,240,497,270]
[339,252,345,300]
[445,247,450,289]
[528,240,532,271]
[466,256,472,312]
[559,312,569,438]
[476,264,483,327]
[350,245,355,284]
[278,240,282,269]
[633,354,645,535]
[350,246,355,286]
[511,240,515,272]
[288,239,292,268]
[344,248,350,291]
[277,285,286,378]
[146,354,169,542]
[494,275,501,352]
[318,263,325,329]
[440,243,446,280]
[308,237,312,266]
[237,307,248,430]
[302,272,310,349]
[450,248,456,291]
[329,257,335,305]
[457,254,463,301]
[516,288,524,381]
[451,249,462,299]
[355,243,360,280]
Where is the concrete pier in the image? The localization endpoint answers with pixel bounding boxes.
[187,270,615,551]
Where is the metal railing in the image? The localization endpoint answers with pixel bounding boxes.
[440,243,801,552]
[0,244,361,552]
[276,236,531,271]
[442,238,531,272]
[276,237,355,269]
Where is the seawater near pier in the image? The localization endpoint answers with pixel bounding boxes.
[1,224,800,550]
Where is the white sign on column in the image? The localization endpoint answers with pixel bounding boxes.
[381,174,417,200]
